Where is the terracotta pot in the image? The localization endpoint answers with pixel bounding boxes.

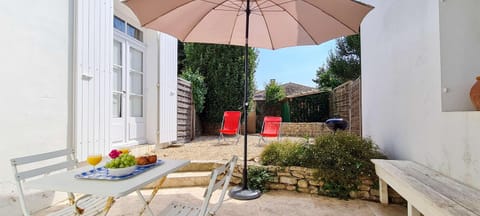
[470,76,480,111]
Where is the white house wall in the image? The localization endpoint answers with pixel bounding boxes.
[361,0,480,189]
[0,0,74,214]
[114,0,178,145]
[75,0,113,161]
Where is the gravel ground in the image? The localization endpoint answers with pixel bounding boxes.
[156,135,305,162]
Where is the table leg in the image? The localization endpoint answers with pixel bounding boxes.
[138,176,167,215]
[101,197,115,216]
[67,192,76,206]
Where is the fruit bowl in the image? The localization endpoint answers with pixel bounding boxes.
[108,165,136,177]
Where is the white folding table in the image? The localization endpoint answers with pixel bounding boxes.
[26,159,190,216]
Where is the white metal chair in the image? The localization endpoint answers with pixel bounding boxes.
[10,149,108,216]
[158,155,238,216]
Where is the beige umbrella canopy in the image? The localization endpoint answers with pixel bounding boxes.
[124,0,373,200]
[124,0,372,50]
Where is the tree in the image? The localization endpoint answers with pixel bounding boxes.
[183,43,258,123]
[312,67,342,91]
[265,80,285,105]
[313,34,361,89]
[263,79,286,118]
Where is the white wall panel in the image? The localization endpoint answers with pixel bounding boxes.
[75,0,113,160]
[159,33,179,143]
[361,0,480,189]
[440,0,480,111]
[0,0,73,214]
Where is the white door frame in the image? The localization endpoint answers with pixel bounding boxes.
[112,30,147,147]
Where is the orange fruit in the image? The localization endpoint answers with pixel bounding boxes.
[119,149,130,154]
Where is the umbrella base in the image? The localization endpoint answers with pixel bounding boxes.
[229,186,261,200]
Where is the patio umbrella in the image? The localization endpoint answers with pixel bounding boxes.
[124,0,373,200]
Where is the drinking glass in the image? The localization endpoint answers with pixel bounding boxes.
[87,154,103,175]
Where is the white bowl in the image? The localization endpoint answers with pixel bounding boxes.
[108,165,136,177]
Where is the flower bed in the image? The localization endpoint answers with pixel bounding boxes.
[230,164,405,204]
[228,132,406,204]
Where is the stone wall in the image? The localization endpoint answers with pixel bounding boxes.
[230,163,406,204]
[280,122,331,137]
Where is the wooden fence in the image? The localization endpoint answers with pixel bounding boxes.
[331,78,362,135]
[177,78,194,143]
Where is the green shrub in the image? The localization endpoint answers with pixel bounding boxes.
[260,140,307,167]
[247,166,271,192]
[308,132,386,198]
[259,132,386,199]
[180,68,207,113]
[184,43,257,123]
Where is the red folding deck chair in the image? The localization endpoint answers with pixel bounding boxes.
[258,116,282,146]
[218,111,242,144]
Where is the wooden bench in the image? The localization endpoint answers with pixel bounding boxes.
[371,159,480,216]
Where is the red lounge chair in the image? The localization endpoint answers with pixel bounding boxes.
[218,111,241,144]
[258,116,282,145]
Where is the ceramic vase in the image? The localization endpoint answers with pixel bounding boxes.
[470,76,480,111]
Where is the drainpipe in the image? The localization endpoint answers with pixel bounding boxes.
[156,32,161,145]
[69,0,76,157]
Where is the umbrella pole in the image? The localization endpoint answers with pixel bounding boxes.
[229,0,261,201]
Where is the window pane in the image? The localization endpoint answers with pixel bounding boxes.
[130,48,143,72]
[127,24,143,41]
[130,72,143,95]
[113,67,122,91]
[114,16,125,32]
[112,93,122,118]
[130,96,143,117]
[113,41,122,66]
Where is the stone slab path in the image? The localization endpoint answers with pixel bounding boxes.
[103,187,406,216]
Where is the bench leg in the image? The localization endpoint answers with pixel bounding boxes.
[379,178,389,204]
[408,203,421,216]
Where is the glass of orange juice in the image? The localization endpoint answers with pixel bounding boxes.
[87,154,103,175]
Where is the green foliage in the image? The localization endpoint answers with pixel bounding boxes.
[260,140,308,167]
[308,132,386,198]
[260,132,386,199]
[180,68,207,113]
[178,41,186,74]
[312,67,342,91]
[265,80,286,105]
[321,182,350,199]
[313,34,361,89]
[247,166,271,192]
[183,43,257,123]
[288,92,330,122]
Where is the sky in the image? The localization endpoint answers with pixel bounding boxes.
[255,39,336,90]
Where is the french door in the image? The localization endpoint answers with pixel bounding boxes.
[111,34,146,146]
